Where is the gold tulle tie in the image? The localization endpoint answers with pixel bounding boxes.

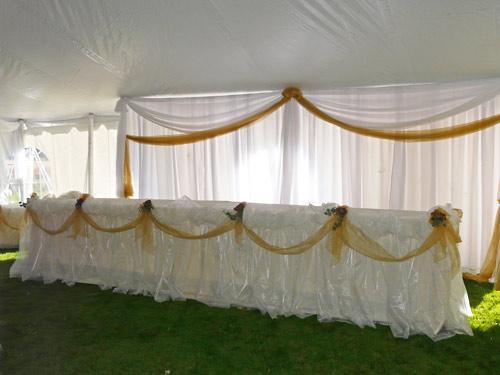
[0,206,21,231]
[463,201,500,290]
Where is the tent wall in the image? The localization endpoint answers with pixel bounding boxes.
[0,117,118,202]
[23,122,117,198]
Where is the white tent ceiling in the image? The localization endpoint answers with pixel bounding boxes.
[1,0,500,123]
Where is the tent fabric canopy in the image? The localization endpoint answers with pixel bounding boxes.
[2,0,500,122]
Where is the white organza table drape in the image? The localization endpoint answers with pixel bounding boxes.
[0,205,24,248]
[10,198,472,340]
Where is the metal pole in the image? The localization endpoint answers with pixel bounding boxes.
[88,113,95,195]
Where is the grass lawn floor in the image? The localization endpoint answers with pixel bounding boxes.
[0,251,499,374]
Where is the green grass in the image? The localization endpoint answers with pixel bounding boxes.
[0,251,499,375]
[0,252,17,262]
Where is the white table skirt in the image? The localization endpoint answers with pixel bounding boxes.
[10,198,472,340]
[0,205,24,248]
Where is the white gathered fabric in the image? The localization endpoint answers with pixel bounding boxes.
[10,197,472,340]
[24,121,118,198]
[116,92,282,132]
[0,125,24,203]
[0,116,119,202]
[0,205,24,248]
[115,79,500,133]
[24,127,89,195]
[116,80,500,274]
[304,78,500,129]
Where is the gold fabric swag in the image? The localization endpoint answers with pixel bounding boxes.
[5,197,462,277]
[122,87,500,198]
[0,206,21,231]
[463,201,500,290]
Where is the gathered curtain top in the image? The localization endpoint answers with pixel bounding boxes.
[116,78,500,131]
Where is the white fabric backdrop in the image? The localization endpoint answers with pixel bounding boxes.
[0,122,24,203]
[24,121,118,198]
[117,81,500,273]
[304,77,500,128]
[24,126,89,196]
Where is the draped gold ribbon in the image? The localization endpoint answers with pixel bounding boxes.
[239,206,460,275]
[150,214,236,240]
[122,87,500,197]
[463,202,500,290]
[294,92,500,142]
[126,95,291,146]
[0,205,21,231]
[27,208,79,236]
[79,210,144,233]
[123,140,134,198]
[23,199,462,276]
[135,212,154,253]
[242,215,337,255]
[338,218,461,276]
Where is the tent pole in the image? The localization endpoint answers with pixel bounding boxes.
[18,120,27,201]
[88,113,95,195]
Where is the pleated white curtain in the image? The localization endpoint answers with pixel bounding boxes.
[0,122,24,202]
[299,108,500,273]
[116,79,500,272]
[24,126,89,196]
[304,78,500,128]
[24,121,118,198]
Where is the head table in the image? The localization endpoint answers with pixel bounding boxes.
[9,197,472,340]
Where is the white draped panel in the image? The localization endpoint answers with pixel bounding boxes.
[304,78,500,129]
[0,123,24,203]
[117,92,282,132]
[92,124,118,198]
[24,122,118,198]
[116,81,500,273]
[115,92,283,194]
[124,104,285,203]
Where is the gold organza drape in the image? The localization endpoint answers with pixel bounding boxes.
[126,95,290,147]
[463,202,500,290]
[0,206,21,231]
[15,198,462,276]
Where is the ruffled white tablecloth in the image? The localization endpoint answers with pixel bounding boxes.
[0,205,24,248]
[10,198,472,340]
